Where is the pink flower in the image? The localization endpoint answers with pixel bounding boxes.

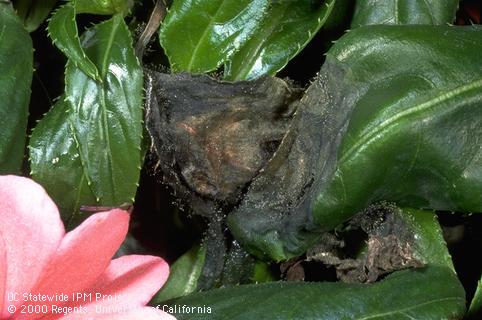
[0,175,175,319]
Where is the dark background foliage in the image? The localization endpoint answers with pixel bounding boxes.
[24,0,482,269]
[12,0,482,316]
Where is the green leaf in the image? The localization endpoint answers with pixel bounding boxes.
[74,0,133,15]
[64,14,143,206]
[14,0,57,32]
[29,99,97,228]
[48,2,100,81]
[30,14,143,226]
[351,0,459,27]
[315,25,482,231]
[169,266,465,319]
[159,0,270,73]
[0,3,32,174]
[224,0,335,81]
[152,245,207,303]
[227,25,482,261]
[468,279,482,318]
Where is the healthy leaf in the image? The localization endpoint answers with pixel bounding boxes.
[64,14,143,206]
[468,278,482,318]
[468,260,482,319]
[314,25,482,231]
[74,0,133,15]
[14,0,57,32]
[48,2,100,81]
[351,0,459,27]
[0,2,32,174]
[29,99,97,228]
[30,14,143,226]
[169,266,465,320]
[152,245,206,303]
[159,0,269,73]
[224,0,335,81]
[227,25,482,261]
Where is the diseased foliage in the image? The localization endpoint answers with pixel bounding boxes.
[1,0,481,318]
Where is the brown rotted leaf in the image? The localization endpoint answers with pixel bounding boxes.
[145,71,301,215]
[145,72,304,289]
[307,203,424,284]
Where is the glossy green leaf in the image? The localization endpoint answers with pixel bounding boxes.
[170,266,465,319]
[227,25,482,261]
[315,25,482,230]
[64,14,143,206]
[29,99,97,228]
[0,2,32,174]
[159,0,269,73]
[152,245,206,303]
[468,279,482,318]
[30,14,143,225]
[48,2,100,81]
[14,0,57,32]
[224,0,335,81]
[74,0,133,15]
[351,0,459,27]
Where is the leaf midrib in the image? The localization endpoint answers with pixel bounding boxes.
[100,16,119,77]
[98,18,120,201]
[229,3,287,80]
[421,0,436,24]
[340,78,482,165]
[394,0,399,24]
[77,16,121,202]
[186,0,228,71]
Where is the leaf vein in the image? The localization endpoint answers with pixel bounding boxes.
[186,0,228,71]
[340,78,482,165]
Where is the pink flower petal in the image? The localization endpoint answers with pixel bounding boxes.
[0,232,6,315]
[55,307,176,320]
[0,175,64,318]
[30,209,129,304]
[91,255,170,307]
[48,255,170,319]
